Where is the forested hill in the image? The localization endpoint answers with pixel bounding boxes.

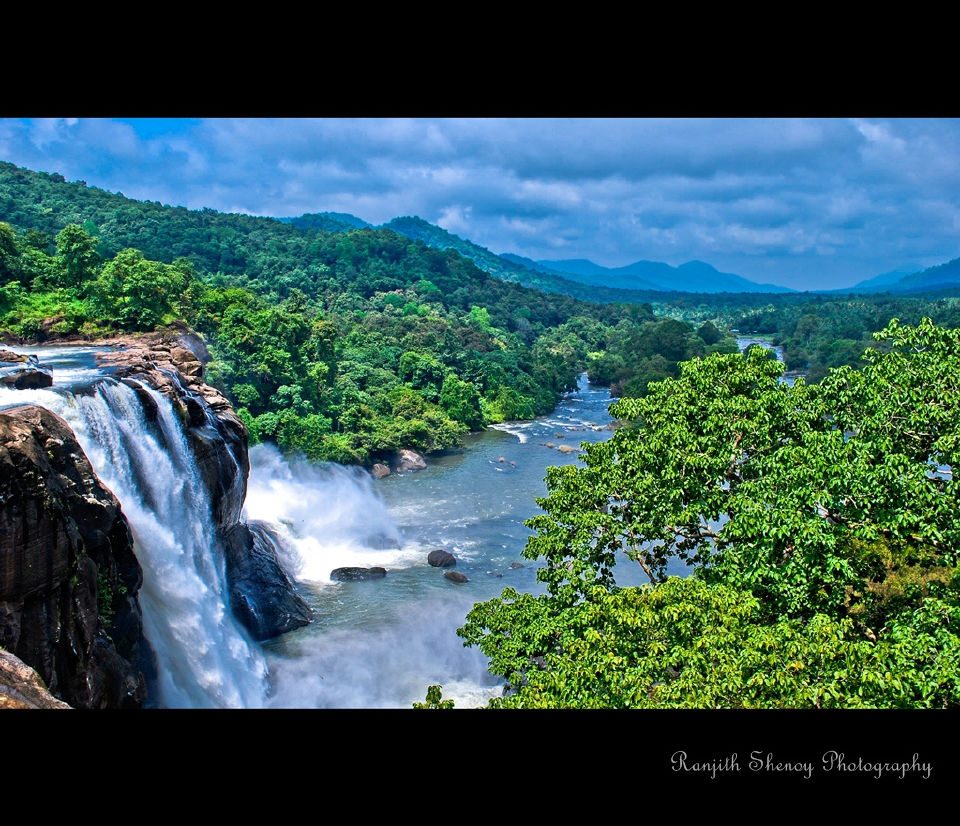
[380,216,670,304]
[3,160,741,466]
[0,163,653,305]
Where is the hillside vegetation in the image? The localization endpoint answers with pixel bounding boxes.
[0,162,736,463]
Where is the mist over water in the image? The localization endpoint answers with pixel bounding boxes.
[244,445,413,583]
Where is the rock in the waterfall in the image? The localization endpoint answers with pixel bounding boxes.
[120,378,159,422]
[370,463,390,479]
[0,405,148,709]
[224,522,313,641]
[444,571,469,584]
[427,549,456,568]
[330,567,387,582]
[395,449,426,472]
[96,334,251,534]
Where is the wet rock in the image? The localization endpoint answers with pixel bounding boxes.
[370,463,390,479]
[546,442,555,449]
[509,562,525,569]
[330,566,387,582]
[0,405,147,709]
[498,456,505,463]
[121,379,159,422]
[427,549,456,568]
[0,364,53,389]
[556,444,580,453]
[224,522,312,640]
[444,571,469,584]
[0,349,27,363]
[395,449,427,472]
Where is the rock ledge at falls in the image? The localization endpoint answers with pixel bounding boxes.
[0,404,148,708]
[87,324,313,642]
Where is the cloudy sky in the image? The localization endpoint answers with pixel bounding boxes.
[1,117,958,290]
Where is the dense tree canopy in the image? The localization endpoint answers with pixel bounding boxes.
[454,320,960,707]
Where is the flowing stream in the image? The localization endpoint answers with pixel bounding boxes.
[2,346,639,707]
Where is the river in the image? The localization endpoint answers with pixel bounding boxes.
[249,373,649,708]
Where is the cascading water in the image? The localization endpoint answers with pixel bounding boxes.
[5,350,624,708]
[0,356,267,708]
[243,444,413,582]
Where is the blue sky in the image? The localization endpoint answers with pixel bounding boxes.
[1,117,959,290]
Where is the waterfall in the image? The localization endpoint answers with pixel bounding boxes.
[0,377,267,708]
[243,443,414,583]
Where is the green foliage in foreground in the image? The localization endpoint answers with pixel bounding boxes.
[443,319,960,708]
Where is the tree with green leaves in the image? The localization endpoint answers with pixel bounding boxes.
[454,319,960,707]
[54,223,101,290]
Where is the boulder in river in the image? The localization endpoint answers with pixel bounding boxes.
[556,444,580,453]
[0,352,53,389]
[444,571,469,584]
[395,449,427,472]
[224,521,313,640]
[427,549,456,568]
[331,567,387,582]
[370,463,390,479]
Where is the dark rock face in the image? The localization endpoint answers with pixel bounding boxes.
[95,335,250,535]
[223,522,313,641]
[444,571,469,584]
[0,405,148,709]
[330,567,388,582]
[427,549,457,568]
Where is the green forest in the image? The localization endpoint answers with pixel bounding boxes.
[2,160,959,709]
[450,320,960,707]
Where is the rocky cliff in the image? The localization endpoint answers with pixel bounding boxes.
[0,323,312,707]
[0,404,147,708]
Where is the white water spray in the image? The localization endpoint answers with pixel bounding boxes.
[243,444,420,582]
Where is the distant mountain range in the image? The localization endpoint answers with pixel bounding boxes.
[506,254,793,294]
[850,258,960,295]
[284,212,798,297]
[282,210,960,299]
